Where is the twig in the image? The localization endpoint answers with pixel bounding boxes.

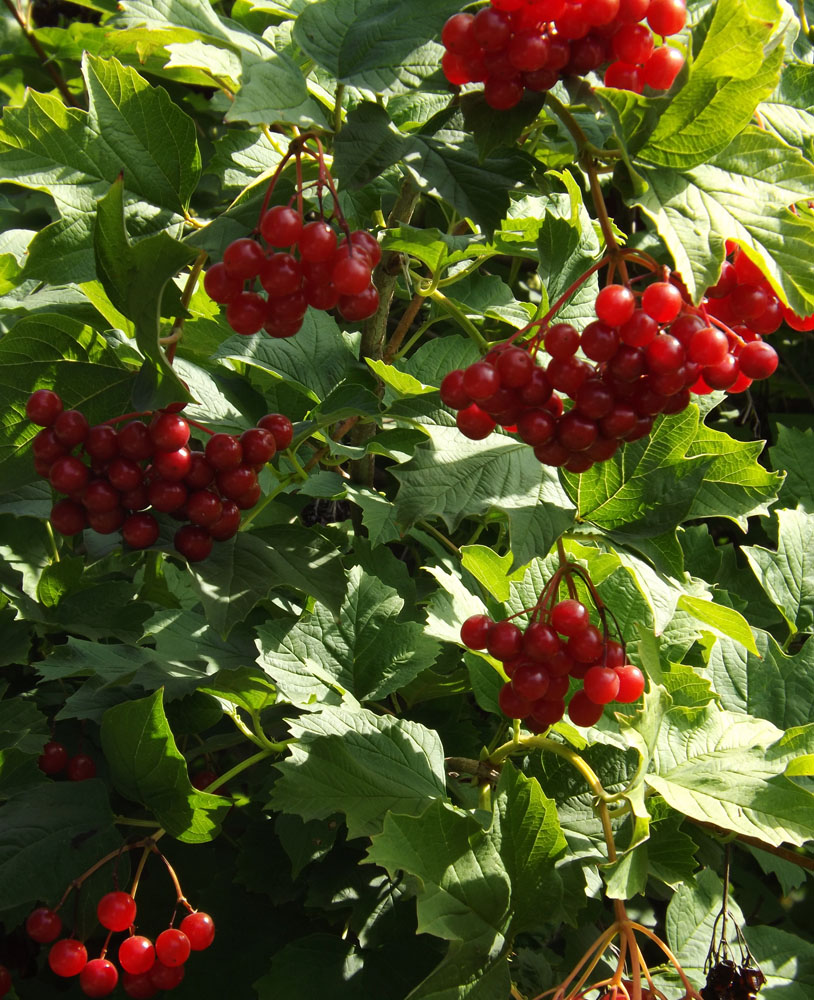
[3,0,81,107]
[383,292,425,363]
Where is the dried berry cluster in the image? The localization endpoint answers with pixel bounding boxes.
[441,272,779,473]
[26,892,214,997]
[440,0,687,109]
[26,388,293,563]
[461,563,645,729]
[203,136,381,337]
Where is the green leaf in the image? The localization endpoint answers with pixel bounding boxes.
[0,314,136,490]
[271,705,447,838]
[744,924,814,999]
[100,690,229,843]
[760,61,814,158]
[646,705,814,847]
[0,696,48,755]
[743,508,814,634]
[460,545,527,603]
[634,128,814,313]
[635,0,784,169]
[676,595,759,654]
[186,526,347,636]
[256,564,439,706]
[771,424,814,510]
[94,177,195,408]
[0,54,200,283]
[196,667,277,714]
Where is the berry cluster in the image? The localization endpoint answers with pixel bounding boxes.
[204,135,381,337]
[440,272,779,473]
[26,388,293,563]
[461,562,645,729]
[701,959,765,1000]
[0,966,10,999]
[26,894,214,998]
[440,0,686,110]
[38,740,96,781]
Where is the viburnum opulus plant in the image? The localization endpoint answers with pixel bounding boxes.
[0,0,813,998]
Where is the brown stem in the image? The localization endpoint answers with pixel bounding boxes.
[383,292,425,363]
[584,154,629,283]
[128,845,152,901]
[687,817,814,872]
[166,249,208,363]
[154,848,193,918]
[3,0,80,107]
[302,415,359,473]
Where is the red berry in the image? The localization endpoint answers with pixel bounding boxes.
[26,907,62,942]
[298,221,337,262]
[82,480,120,513]
[49,938,88,977]
[191,770,218,790]
[153,447,192,482]
[512,662,551,701]
[584,665,621,704]
[337,284,380,321]
[67,754,96,781]
[498,682,533,720]
[551,600,589,637]
[642,281,683,323]
[545,323,580,359]
[620,311,658,347]
[530,698,566,727]
[738,340,778,380]
[688,326,729,366]
[87,506,126,536]
[80,959,119,998]
[97,891,137,932]
[615,664,646,702]
[643,45,684,89]
[122,971,158,998]
[546,356,592,396]
[203,261,242,304]
[523,623,561,661]
[148,479,187,513]
[26,389,63,426]
[205,433,243,471]
[50,456,90,494]
[581,321,619,362]
[557,411,598,452]
[456,404,495,440]
[567,624,605,663]
[304,280,340,312]
[208,500,241,541]
[332,251,372,296]
[647,0,686,35]
[259,253,303,297]
[185,490,222,527]
[33,427,67,464]
[703,354,739,390]
[596,284,636,326]
[119,936,155,976]
[487,621,524,661]
[496,348,533,388]
[460,614,494,650]
[222,238,265,280]
[463,362,500,401]
[118,421,153,461]
[149,962,185,990]
[617,0,651,20]
[567,690,605,727]
[440,370,472,410]
[645,334,685,374]
[441,12,476,53]
[149,413,190,451]
[258,413,293,450]
[0,967,10,998]
[50,500,87,536]
[260,205,303,248]
[472,6,512,49]
[174,525,213,562]
[53,409,89,448]
[604,61,644,92]
[533,439,570,467]
[483,77,525,110]
[508,31,550,72]
[216,464,257,500]
[155,929,191,968]
[226,292,267,336]
[516,409,555,446]
[576,379,614,420]
[612,22,654,65]
[185,452,215,490]
[179,911,215,951]
[122,513,160,549]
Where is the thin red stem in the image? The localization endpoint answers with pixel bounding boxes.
[186,418,215,437]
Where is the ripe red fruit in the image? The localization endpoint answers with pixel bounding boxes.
[647,0,687,35]
[498,682,533,719]
[258,413,294,450]
[87,506,126,534]
[226,292,267,336]
[472,6,512,49]
[179,911,215,951]
[50,499,86,536]
[557,412,598,452]
[517,409,555,446]
[567,690,605,728]
[148,480,188,513]
[551,600,589,637]
[460,614,494,650]
[80,958,119,998]
[583,665,621,704]
[33,427,67,464]
[106,457,142,492]
[576,380,614,420]
[338,284,380,321]
[595,284,636,326]
[703,354,739,390]
[119,936,155,976]
[26,907,62,942]
[463,362,500,400]
[121,971,158,998]
[332,252,372,296]
[567,624,605,663]
[495,347,533,388]
[67,754,96,781]
[581,321,619,362]
[260,253,302,297]
[738,340,778,379]
[222,238,265,280]
[49,938,88,977]
[604,61,644,92]
[545,322,580,359]
[186,490,223,527]
[0,966,9,999]
[50,455,89,494]
[483,77,525,110]
[155,929,191,968]
[149,962,185,990]
[688,326,729,366]
[97,891,137,932]
[118,421,153,461]
[203,261,242,304]
[26,388,63,426]
[82,480,120,514]
[615,663,646,702]
[53,409,89,448]
[646,334,685,374]
[216,464,257,500]
[149,413,190,451]
[612,22,654,64]
[205,433,243,471]
[487,620,524,660]
[185,452,215,489]
[208,501,241,541]
[153,447,192,481]
[260,205,303,247]
[298,221,337,262]
[512,662,550,701]
[530,697,566,727]
[643,45,684,89]
[440,370,472,410]
[523,623,561,660]
[174,525,213,562]
[456,404,495,440]
[441,12,476,52]
[508,31,550,72]
[642,281,683,322]
[122,513,160,549]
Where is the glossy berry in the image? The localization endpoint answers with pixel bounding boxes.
[523,623,561,661]
[203,262,242,304]
[49,938,88,977]
[33,427,67,464]
[226,292,267,336]
[107,457,143,492]
[648,0,687,35]
[595,284,636,326]
[205,433,243,471]
[26,389,63,426]
[118,422,153,461]
[216,465,257,501]
[567,690,605,728]
[332,252,372,296]
[175,525,213,562]
[498,682,533,720]
[460,614,494,650]
[123,513,160,549]
[148,480,187,513]
[179,911,216,951]
[581,322,619,362]
[512,662,550,701]
[642,281,683,323]
[53,409,89,448]
[583,665,621,704]
[26,907,62,942]
[612,22,654,64]
[260,205,303,247]
[50,500,87,536]
[604,61,643,92]
[97,891,137,932]
[456,404,495,440]
[82,480,120,514]
[187,490,223,527]
[50,455,89,494]
[338,284,380,321]
[688,326,729,366]
[67,754,96,781]
[150,413,190,452]
[545,323,580,359]
[567,624,605,663]
[298,221,337,262]
[463,362,500,401]
[496,348,533,388]
[80,959,119,998]
[643,45,684,89]
[208,501,242,541]
[155,929,191,968]
[119,937,156,976]
[530,697,566,728]
[149,963,185,990]
[615,663,646,702]
[440,370,472,410]
[258,413,293,450]
[738,340,778,379]
[551,600,589,637]
[487,620,524,660]
[222,238,265,280]
[153,447,192,482]
[121,971,158,998]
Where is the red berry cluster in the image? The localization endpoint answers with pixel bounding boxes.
[204,216,381,337]
[440,0,686,110]
[26,388,293,563]
[38,740,96,781]
[26,895,214,998]
[461,562,645,730]
[0,965,10,999]
[440,273,779,473]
